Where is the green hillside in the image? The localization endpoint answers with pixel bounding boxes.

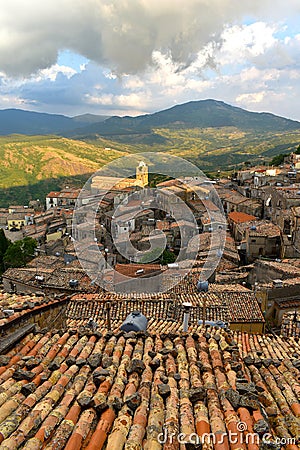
[0,135,129,189]
[0,127,300,207]
[0,135,131,207]
[2,97,300,208]
[151,127,300,169]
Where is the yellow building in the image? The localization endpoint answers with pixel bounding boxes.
[136,161,148,187]
[91,161,148,192]
[7,213,26,231]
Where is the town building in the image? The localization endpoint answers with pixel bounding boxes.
[6,206,35,231]
[46,188,81,210]
[91,161,148,193]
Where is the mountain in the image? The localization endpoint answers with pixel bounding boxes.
[1,100,300,207]
[141,99,300,130]
[1,100,300,138]
[64,99,300,141]
[0,109,109,135]
[71,113,110,124]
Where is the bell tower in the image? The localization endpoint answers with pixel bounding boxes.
[136,161,148,187]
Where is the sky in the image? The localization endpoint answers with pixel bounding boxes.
[0,0,300,119]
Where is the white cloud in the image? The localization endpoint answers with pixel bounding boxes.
[0,2,300,120]
[219,22,279,65]
[0,0,298,77]
[236,91,267,104]
[38,65,77,81]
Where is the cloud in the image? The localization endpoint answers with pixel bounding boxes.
[1,10,300,121]
[0,0,297,77]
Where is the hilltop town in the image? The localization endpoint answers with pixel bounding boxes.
[0,153,300,448]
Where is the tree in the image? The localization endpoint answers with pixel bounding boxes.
[3,237,37,268]
[140,247,176,265]
[161,249,176,265]
[295,144,300,155]
[0,229,11,273]
[140,247,163,264]
[270,153,285,166]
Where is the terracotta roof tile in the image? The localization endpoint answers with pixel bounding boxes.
[0,326,299,448]
[228,211,257,223]
[281,311,300,338]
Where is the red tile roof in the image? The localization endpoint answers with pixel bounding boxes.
[0,326,299,448]
[281,311,300,338]
[114,263,162,278]
[228,211,257,223]
[0,292,66,329]
[46,191,61,198]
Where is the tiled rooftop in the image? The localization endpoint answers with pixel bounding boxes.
[27,256,66,270]
[228,211,257,224]
[248,221,281,238]
[281,311,300,338]
[237,220,281,238]
[3,267,97,293]
[114,263,163,278]
[67,284,264,326]
[66,295,230,327]
[0,292,65,329]
[0,326,298,448]
[254,260,300,279]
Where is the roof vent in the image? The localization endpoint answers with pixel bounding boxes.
[2,309,14,317]
[120,311,148,332]
[182,302,192,332]
[196,280,209,292]
[35,275,44,282]
[135,269,144,275]
[273,279,283,288]
[69,279,78,288]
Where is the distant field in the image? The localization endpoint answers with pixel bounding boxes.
[0,128,300,207]
[84,126,300,169]
[140,127,300,168]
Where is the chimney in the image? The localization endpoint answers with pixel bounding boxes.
[182,302,192,332]
[106,301,111,331]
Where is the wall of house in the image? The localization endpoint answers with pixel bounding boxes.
[7,219,25,230]
[246,235,280,261]
[46,197,58,210]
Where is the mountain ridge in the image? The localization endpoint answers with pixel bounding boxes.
[64,99,300,140]
[1,99,300,138]
[0,109,108,136]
